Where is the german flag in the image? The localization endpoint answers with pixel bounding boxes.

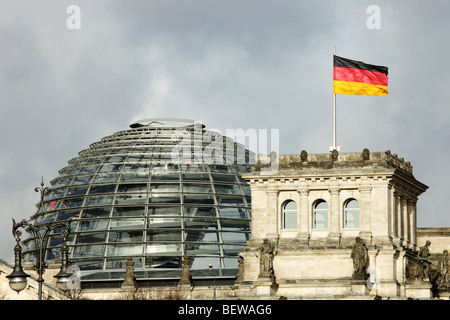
[333,55,388,96]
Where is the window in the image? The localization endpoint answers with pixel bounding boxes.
[313,200,328,229]
[344,199,360,228]
[283,201,297,229]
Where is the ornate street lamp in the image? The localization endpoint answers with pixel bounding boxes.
[7,179,72,299]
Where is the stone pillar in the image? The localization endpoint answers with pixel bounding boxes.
[359,186,372,243]
[297,187,310,243]
[266,190,279,239]
[392,190,402,247]
[407,199,417,249]
[250,187,268,240]
[328,187,340,244]
[401,197,408,243]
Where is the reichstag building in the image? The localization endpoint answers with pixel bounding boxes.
[1,118,449,300]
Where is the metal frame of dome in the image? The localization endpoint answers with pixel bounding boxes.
[22,119,253,282]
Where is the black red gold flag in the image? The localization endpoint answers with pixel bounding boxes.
[333,55,388,96]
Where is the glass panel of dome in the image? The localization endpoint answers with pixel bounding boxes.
[82,208,111,218]
[184,230,219,242]
[219,207,248,218]
[110,218,145,230]
[89,185,116,194]
[146,244,182,255]
[115,193,146,205]
[62,197,84,208]
[106,258,142,269]
[80,219,109,231]
[107,244,143,256]
[223,258,239,268]
[183,194,215,205]
[211,164,230,172]
[211,174,237,183]
[220,218,250,229]
[182,173,210,182]
[182,183,212,193]
[214,184,242,194]
[66,186,88,196]
[108,231,143,242]
[191,257,221,269]
[73,244,105,257]
[149,193,181,203]
[217,195,246,206]
[70,175,92,185]
[184,217,218,229]
[151,171,179,181]
[146,230,181,242]
[117,183,147,193]
[76,233,107,244]
[223,244,245,255]
[148,206,181,216]
[186,244,220,255]
[112,206,145,217]
[43,200,64,211]
[85,195,114,206]
[93,173,119,183]
[184,206,216,217]
[148,217,181,228]
[145,257,181,268]
[221,232,248,243]
[151,183,180,193]
[76,260,103,270]
[120,171,148,181]
[52,177,72,188]
[45,188,67,200]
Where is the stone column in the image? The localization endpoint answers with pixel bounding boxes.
[266,190,279,239]
[401,197,408,242]
[407,199,417,249]
[392,190,402,247]
[297,187,310,243]
[328,187,340,244]
[358,186,372,243]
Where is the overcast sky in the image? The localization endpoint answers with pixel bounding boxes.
[1,0,449,261]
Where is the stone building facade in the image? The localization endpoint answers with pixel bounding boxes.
[237,149,434,298]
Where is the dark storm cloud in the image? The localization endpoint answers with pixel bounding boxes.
[1,0,449,261]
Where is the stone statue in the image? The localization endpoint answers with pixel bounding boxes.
[259,238,275,280]
[178,254,193,286]
[235,255,244,284]
[121,256,137,288]
[350,237,369,277]
[438,250,448,287]
[362,148,370,161]
[417,240,432,281]
[300,150,308,162]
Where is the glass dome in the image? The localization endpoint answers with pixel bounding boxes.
[22,119,253,282]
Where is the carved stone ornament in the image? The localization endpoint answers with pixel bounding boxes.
[178,254,194,286]
[121,256,137,288]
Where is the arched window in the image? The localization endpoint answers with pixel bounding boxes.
[283,200,297,229]
[344,199,360,228]
[313,200,328,229]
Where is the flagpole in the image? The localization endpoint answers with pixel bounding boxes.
[331,46,339,152]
